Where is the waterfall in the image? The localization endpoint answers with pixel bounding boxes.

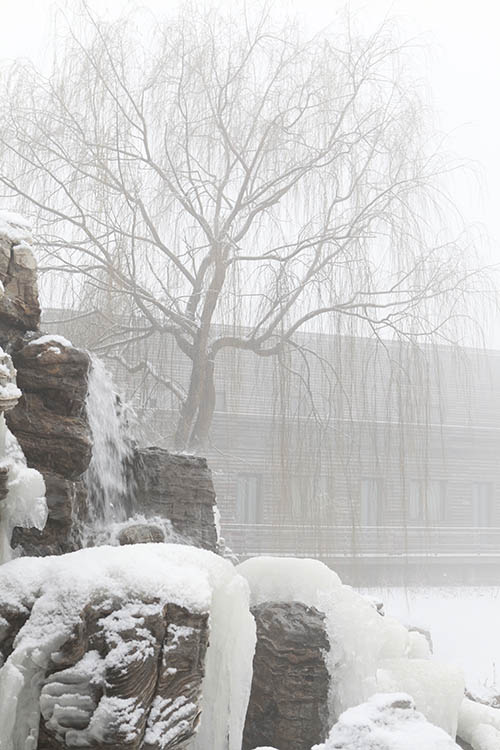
[83,356,136,540]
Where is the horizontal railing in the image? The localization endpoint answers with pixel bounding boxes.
[221,523,500,560]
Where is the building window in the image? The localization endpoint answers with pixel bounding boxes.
[472,482,494,526]
[236,474,262,524]
[360,478,384,525]
[215,388,227,412]
[409,480,446,523]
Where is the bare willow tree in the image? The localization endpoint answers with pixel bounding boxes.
[0,4,480,450]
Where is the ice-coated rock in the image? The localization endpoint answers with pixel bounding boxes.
[0,335,47,563]
[0,543,254,750]
[0,216,92,557]
[238,557,464,738]
[7,333,91,556]
[458,697,500,750]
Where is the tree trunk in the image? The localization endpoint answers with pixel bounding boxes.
[173,353,215,451]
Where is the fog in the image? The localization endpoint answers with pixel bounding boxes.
[0,2,500,749]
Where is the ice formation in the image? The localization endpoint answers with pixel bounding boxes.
[458,697,500,749]
[0,347,46,564]
[237,557,464,738]
[0,543,254,750]
[312,693,460,749]
[0,422,47,564]
[84,355,135,534]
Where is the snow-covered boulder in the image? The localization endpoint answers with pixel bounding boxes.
[238,557,464,738]
[0,211,40,337]
[0,543,255,750]
[312,693,461,749]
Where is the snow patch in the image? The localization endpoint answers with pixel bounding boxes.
[312,693,460,749]
[0,211,32,247]
[27,334,73,348]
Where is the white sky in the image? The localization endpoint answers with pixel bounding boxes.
[1,0,499,339]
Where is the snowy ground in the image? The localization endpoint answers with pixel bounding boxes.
[361,587,500,696]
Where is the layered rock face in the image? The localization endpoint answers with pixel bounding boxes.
[36,600,208,750]
[242,601,330,750]
[0,215,92,556]
[9,335,91,555]
[0,213,219,558]
[0,545,241,750]
[133,448,218,552]
[0,214,40,341]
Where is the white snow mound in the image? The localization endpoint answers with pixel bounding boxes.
[312,693,461,749]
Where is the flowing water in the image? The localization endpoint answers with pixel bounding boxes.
[82,355,136,541]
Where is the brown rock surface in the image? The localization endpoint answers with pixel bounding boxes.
[5,335,91,555]
[242,600,330,750]
[1,590,208,750]
[11,473,87,556]
[133,448,218,552]
[0,230,40,338]
[118,523,166,546]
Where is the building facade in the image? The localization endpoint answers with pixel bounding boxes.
[43,309,500,582]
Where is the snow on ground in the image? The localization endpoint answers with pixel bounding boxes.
[361,587,500,695]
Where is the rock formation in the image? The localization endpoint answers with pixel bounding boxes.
[0,214,92,557]
[0,212,220,559]
[242,601,330,750]
[0,212,40,341]
[133,448,218,552]
[8,335,92,555]
[0,544,251,750]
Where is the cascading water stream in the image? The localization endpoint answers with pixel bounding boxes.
[82,355,136,542]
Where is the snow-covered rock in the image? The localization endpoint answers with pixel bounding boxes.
[312,693,461,749]
[0,543,255,750]
[0,339,47,563]
[0,211,39,337]
[238,557,464,738]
